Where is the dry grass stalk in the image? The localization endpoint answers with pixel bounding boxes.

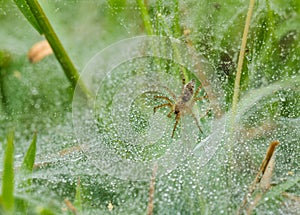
[64,198,77,215]
[245,192,262,215]
[231,0,255,117]
[236,140,280,215]
[255,141,279,184]
[146,163,158,215]
[107,201,114,211]
[245,156,275,215]
[259,156,275,191]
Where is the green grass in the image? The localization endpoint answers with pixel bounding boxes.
[1,131,15,215]
[13,0,91,98]
[0,0,299,214]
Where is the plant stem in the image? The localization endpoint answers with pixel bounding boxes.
[172,0,181,38]
[231,0,255,120]
[266,0,275,37]
[228,0,255,162]
[137,0,154,35]
[24,0,91,98]
[227,0,255,190]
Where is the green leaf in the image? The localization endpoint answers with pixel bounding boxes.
[74,177,82,213]
[12,0,43,34]
[258,175,300,206]
[0,196,4,214]
[37,207,56,215]
[1,130,15,214]
[21,132,37,174]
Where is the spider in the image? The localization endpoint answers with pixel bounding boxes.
[153,76,209,138]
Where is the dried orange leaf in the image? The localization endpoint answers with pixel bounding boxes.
[28,40,53,63]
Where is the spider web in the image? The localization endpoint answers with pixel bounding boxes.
[72,36,224,181]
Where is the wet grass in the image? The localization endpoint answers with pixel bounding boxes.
[0,0,299,214]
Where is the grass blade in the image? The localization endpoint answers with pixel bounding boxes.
[12,0,42,34]
[19,132,37,193]
[136,0,154,35]
[21,132,37,173]
[13,0,92,98]
[261,175,300,203]
[172,0,181,37]
[74,177,82,213]
[1,131,15,214]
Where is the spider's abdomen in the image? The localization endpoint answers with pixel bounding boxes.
[181,79,195,102]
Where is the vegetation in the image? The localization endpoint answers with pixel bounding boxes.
[0,0,299,214]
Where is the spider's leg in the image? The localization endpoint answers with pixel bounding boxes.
[194,82,204,98]
[171,113,181,138]
[153,103,172,113]
[190,112,203,134]
[194,93,208,101]
[154,95,173,103]
[177,65,187,93]
[161,86,177,101]
[180,73,186,93]
[181,75,186,86]
[194,83,208,101]
[167,109,173,118]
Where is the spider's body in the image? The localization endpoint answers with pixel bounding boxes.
[175,79,195,114]
[154,78,208,138]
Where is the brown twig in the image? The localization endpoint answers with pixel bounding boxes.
[236,140,280,214]
[64,198,77,215]
[146,163,158,215]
